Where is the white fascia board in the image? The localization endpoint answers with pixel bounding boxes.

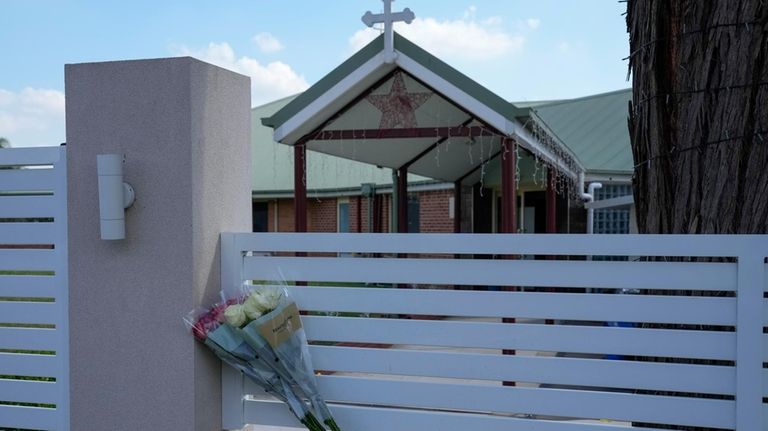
[273,53,390,144]
[396,51,583,180]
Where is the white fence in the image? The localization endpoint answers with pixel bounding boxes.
[0,146,69,430]
[222,232,767,431]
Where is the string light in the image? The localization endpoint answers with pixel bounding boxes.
[526,113,580,199]
[514,143,521,186]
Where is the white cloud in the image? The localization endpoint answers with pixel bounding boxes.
[252,32,285,53]
[177,42,309,106]
[0,87,65,148]
[348,9,524,62]
[558,42,571,52]
[526,18,541,30]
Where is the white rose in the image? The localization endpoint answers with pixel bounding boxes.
[223,304,247,328]
[242,296,263,320]
[261,288,282,311]
[245,292,267,314]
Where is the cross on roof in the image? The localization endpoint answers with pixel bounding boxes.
[361,0,415,63]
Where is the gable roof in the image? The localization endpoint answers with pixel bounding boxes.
[260,32,583,183]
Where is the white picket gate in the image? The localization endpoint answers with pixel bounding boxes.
[0,146,69,430]
[221,232,767,431]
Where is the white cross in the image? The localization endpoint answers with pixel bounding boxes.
[362,0,415,63]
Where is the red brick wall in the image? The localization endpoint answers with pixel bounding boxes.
[267,199,297,232]
[380,195,391,233]
[418,189,454,233]
[308,198,337,232]
[262,189,453,234]
[350,196,365,233]
[350,195,393,233]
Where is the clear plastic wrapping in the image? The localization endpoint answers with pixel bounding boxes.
[184,284,340,431]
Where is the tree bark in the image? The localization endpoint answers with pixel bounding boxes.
[628,2,768,429]
[628,0,768,234]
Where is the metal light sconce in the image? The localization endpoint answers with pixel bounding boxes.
[97,154,135,240]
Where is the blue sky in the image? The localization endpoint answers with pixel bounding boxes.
[1,0,629,147]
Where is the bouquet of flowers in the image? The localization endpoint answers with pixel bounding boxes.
[185,286,341,431]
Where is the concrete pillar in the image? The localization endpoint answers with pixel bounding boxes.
[65,57,251,430]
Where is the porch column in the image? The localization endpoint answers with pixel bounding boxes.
[500,138,517,234]
[294,143,307,232]
[397,166,408,233]
[500,137,517,386]
[453,180,462,233]
[546,169,557,234]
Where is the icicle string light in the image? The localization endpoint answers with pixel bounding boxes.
[525,112,581,199]
[514,143,521,185]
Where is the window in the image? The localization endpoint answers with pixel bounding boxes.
[407,194,420,233]
[337,199,350,233]
[593,185,632,235]
[252,202,268,232]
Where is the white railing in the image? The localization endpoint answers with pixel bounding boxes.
[0,146,69,430]
[221,232,768,431]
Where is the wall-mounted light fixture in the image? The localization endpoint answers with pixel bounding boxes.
[96,154,135,240]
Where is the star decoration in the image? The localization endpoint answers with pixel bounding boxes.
[366,72,432,129]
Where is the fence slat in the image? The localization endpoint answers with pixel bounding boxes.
[764,334,768,361]
[0,195,56,218]
[233,232,768,257]
[302,316,734,360]
[764,299,768,326]
[288,286,735,325]
[246,256,736,291]
[242,398,675,431]
[0,404,59,430]
[763,369,768,397]
[0,275,57,298]
[0,146,60,166]
[0,327,59,351]
[313,375,734,429]
[0,379,59,404]
[736,256,764,428]
[309,346,735,395]
[0,352,60,378]
[0,249,56,271]
[0,222,56,245]
[0,168,56,192]
[0,301,59,324]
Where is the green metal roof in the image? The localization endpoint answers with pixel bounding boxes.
[529,88,633,174]
[261,32,527,131]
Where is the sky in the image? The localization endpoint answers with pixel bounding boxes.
[0,0,629,148]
